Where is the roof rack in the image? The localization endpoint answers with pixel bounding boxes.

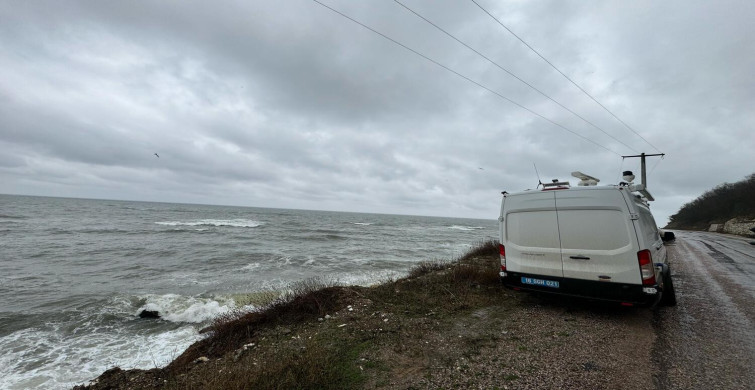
[542,179,570,191]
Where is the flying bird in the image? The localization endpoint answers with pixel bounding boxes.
[154,153,160,158]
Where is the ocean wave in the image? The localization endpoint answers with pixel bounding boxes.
[0,319,199,390]
[155,219,263,228]
[352,222,373,226]
[156,228,213,234]
[46,228,73,235]
[0,214,26,220]
[301,234,347,241]
[136,294,235,323]
[0,293,221,389]
[241,262,262,271]
[448,225,485,231]
[164,273,212,287]
[76,228,134,235]
[277,256,293,266]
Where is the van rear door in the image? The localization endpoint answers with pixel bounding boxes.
[555,189,640,284]
[503,191,562,278]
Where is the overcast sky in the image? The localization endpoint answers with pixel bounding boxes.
[1,1,753,224]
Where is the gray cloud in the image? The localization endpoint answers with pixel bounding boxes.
[1,0,753,224]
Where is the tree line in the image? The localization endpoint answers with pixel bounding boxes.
[666,173,755,229]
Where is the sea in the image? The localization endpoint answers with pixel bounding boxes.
[0,194,497,389]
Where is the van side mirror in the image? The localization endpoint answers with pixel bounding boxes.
[661,231,675,242]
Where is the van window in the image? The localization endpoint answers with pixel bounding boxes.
[558,209,630,250]
[637,207,660,245]
[506,211,560,249]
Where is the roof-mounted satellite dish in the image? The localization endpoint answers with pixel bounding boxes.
[622,170,635,183]
[571,171,600,186]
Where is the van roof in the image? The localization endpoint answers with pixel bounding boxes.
[503,185,652,208]
[505,184,617,196]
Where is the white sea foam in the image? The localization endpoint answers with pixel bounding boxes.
[275,256,293,267]
[155,219,262,228]
[352,222,373,226]
[241,262,261,271]
[0,317,200,390]
[165,272,211,286]
[335,269,405,287]
[137,294,235,323]
[448,225,485,231]
[0,293,235,388]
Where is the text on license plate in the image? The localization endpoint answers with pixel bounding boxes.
[521,277,560,288]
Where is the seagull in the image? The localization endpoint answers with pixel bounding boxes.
[154,153,160,158]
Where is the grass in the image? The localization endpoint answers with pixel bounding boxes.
[364,240,501,317]
[177,337,371,390]
[168,277,352,371]
[407,260,449,278]
[409,240,499,280]
[231,290,282,307]
[458,240,500,259]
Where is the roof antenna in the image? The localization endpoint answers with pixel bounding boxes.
[621,152,665,201]
[533,163,544,189]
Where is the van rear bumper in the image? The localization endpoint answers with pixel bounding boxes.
[501,272,660,306]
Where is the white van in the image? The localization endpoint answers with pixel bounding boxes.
[498,173,675,306]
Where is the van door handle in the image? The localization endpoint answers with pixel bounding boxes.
[569,255,591,260]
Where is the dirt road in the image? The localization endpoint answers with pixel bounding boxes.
[653,231,755,389]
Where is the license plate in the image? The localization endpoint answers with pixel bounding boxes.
[521,277,560,288]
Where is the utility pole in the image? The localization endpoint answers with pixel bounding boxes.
[622,153,665,201]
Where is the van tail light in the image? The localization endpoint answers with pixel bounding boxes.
[499,243,506,271]
[637,250,656,285]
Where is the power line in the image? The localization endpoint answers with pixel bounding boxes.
[648,154,664,175]
[310,0,622,156]
[470,0,662,154]
[393,0,638,154]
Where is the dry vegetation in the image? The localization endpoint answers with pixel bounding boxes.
[75,240,655,389]
[666,172,755,229]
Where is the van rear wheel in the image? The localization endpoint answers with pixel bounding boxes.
[660,268,677,306]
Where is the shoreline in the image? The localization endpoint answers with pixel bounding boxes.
[75,241,656,389]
